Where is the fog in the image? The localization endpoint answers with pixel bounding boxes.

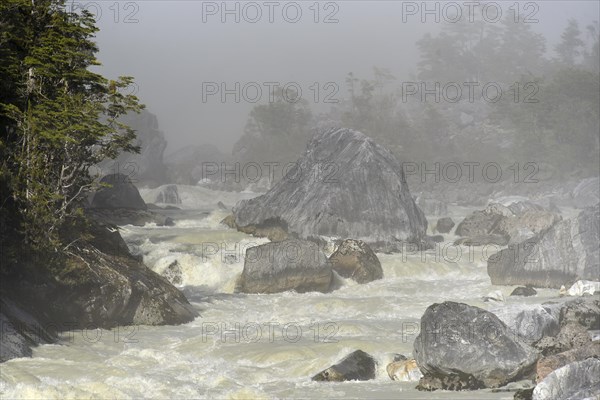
[92,1,599,153]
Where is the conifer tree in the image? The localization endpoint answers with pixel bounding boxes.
[0,0,143,267]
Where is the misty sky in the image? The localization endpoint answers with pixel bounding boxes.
[90,1,599,154]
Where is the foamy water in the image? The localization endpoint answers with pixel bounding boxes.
[0,190,563,399]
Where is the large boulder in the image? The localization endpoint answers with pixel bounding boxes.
[532,358,600,400]
[6,221,197,330]
[1,221,197,362]
[235,239,332,294]
[413,302,538,390]
[312,350,376,382]
[487,204,599,288]
[232,128,428,252]
[328,239,383,284]
[90,173,147,210]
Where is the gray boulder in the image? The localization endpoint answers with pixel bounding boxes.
[436,217,455,234]
[329,239,383,284]
[413,302,538,390]
[1,220,197,363]
[232,128,428,252]
[312,350,376,382]
[90,173,147,210]
[488,204,599,288]
[532,358,600,400]
[236,239,332,294]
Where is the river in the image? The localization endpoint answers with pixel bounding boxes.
[0,187,562,399]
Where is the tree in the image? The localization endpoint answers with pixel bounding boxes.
[0,0,143,268]
[583,21,600,72]
[555,19,585,67]
[233,87,312,165]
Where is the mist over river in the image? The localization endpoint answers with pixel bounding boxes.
[0,189,568,399]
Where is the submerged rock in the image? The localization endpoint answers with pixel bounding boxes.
[435,217,455,234]
[413,301,538,390]
[532,358,600,400]
[328,239,383,284]
[236,239,332,294]
[232,128,428,252]
[511,286,538,297]
[488,204,599,288]
[162,260,183,286]
[312,350,376,382]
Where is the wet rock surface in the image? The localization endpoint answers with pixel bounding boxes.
[312,350,376,382]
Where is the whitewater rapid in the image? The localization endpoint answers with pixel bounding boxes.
[0,188,561,399]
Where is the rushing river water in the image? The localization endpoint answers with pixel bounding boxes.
[0,188,564,399]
